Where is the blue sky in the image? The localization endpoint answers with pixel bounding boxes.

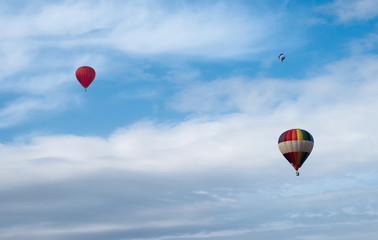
[1,0,378,239]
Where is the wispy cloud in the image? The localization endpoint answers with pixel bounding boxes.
[170,55,378,115]
[320,0,378,22]
[132,229,252,240]
[0,0,292,129]
[0,220,212,240]
[0,95,66,128]
[347,33,378,54]
[0,1,286,59]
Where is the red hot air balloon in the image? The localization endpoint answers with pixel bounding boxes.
[278,129,314,176]
[76,66,96,92]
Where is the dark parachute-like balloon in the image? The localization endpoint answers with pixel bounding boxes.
[76,66,96,92]
[278,53,285,62]
[278,129,314,176]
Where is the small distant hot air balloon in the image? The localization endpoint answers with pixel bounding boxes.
[278,129,314,176]
[76,66,96,92]
[278,53,285,63]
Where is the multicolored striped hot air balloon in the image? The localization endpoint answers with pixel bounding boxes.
[278,53,285,62]
[278,129,314,176]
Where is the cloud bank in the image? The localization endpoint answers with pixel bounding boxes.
[1,53,378,239]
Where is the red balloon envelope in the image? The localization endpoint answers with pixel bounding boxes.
[76,66,96,91]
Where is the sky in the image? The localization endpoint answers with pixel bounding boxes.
[1,0,378,239]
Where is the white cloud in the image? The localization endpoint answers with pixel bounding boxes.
[105,2,276,57]
[154,55,378,187]
[1,55,378,185]
[0,0,290,128]
[132,229,251,240]
[0,96,60,128]
[0,115,275,188]
[1,124,378,239]
[0,1,285,59]
[0,220,211,239]
[321,0,378,22]
[170,55,378,115]
[1,72,72,95]
[347,33,378,54]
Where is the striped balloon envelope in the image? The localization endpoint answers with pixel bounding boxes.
[278,129,314,176]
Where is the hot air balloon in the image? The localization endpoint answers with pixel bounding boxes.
[278,53,285,62]
[278,129,314,176]
[76,66,96,92]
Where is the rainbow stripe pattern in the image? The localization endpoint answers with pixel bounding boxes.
[278,129,314,171]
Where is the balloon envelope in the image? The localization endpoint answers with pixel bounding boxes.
[278,53,285,62]
[76,66,96,91]
[278,129,314,172]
